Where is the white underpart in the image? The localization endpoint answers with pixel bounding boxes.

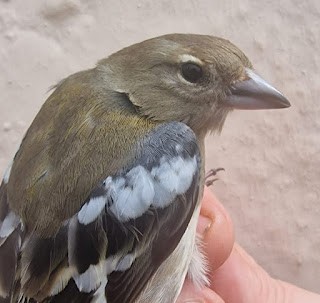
[74,261,106,293]
[174,206,208,297]
[246,68,283,95]
[0,211,20,239]
[187,235,210,288]
[136,205,205,303]
[3,161,12,184]
[107,155,197,221]
[78,196,106,225]
[68,149,199,299]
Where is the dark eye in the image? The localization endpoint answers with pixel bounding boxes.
[181,62,203,83]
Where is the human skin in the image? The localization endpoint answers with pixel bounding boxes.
[177,188,320,303]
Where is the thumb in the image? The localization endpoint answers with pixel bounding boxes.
[211,243,320,303]
[211,243,271,303]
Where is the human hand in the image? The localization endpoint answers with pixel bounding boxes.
[177,187,320,303]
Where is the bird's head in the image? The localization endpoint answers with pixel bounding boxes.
[97,34,290,136]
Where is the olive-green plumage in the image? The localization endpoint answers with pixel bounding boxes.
[8,70,157,236]
[0,33,289,303]
[7,34,254,237]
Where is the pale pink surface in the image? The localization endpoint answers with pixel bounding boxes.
[0,0,319,293]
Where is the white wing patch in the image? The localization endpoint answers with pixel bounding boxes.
[115,253,135,272]
[78,196,106,225]
[108,155,198,222]
[0,211,20,244]
[92,276,108,303]
[3,161,13,184]
[77,154,198,224]
[74,261,106,293]
[107,166,155,221]
[71,252,134,294]
[151,155,197,208]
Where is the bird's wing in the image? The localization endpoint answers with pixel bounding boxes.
[0,121,201,303]
[0,179,21,303]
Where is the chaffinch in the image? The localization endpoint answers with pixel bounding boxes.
[0,34,290,303]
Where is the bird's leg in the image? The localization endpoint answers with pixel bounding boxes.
[205,168,225,186]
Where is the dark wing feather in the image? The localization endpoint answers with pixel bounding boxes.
[0,121,201,303]
[106,185,199,303]
[42,280,93,303]
[0,181,22,302]
[63,121,201,303]
[99,122,201,303]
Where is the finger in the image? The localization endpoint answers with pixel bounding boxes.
[211,243,271,303]
[197,187,234,271]
[212,243,320,303]
[177,279,225,303]
[278,280,320,303]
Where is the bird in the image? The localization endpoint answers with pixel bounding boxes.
[0,33,290,303]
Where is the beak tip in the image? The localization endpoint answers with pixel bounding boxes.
[226,69,291,110]
[278,96,291,108]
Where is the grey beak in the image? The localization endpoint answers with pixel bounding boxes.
[225,69,290,110]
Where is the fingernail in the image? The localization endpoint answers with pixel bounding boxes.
[197,215,213,235]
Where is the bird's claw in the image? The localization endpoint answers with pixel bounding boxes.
[205,167,225,187]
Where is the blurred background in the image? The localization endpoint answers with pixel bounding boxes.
[0,0,319,293]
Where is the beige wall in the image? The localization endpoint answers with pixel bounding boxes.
[1,0,319,293]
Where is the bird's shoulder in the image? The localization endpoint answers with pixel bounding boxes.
[6,71,156,235]
[0,118,202,302]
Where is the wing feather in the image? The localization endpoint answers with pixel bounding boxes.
[0,121,201,302]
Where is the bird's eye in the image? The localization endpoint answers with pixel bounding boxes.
[181,62,203,83]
